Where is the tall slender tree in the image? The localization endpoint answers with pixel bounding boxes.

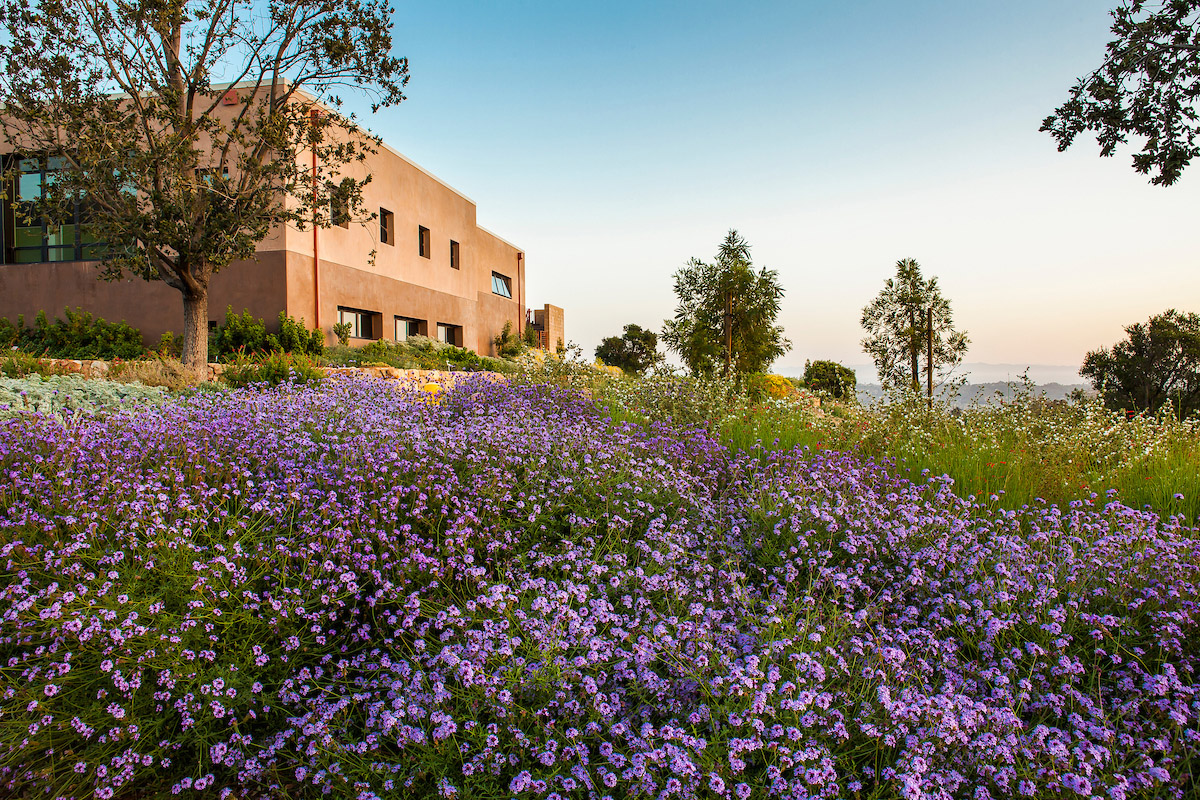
[0,0,408,369]
[860,258,969,393]
[662,230,790,378]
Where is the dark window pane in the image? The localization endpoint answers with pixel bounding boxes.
[14,249,43,263]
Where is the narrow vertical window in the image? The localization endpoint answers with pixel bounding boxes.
[330,178,352,228]
[418,225,430,258]
[380,208,394,245]
[450,240,460,269]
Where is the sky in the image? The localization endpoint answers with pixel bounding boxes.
[342,0,1200,381]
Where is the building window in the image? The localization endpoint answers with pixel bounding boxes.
[337,307,380,340]
[329,178,352,228]
[395,315,424,341]
[196,166,229,187]
[380,208,394,245]
[436,323,462,347]
[450,240,460,270]
[491,271,513,299]
[1,155,104,264]
[418,226,430,258]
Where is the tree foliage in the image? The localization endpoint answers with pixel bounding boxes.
[0,0,408,368]
[860,259,969,392]
[661,230,790,377]
[493,321,526,360]
[1081,309,1200,417]
[1041,1,1200,186]
[803,359,857,400]
[595,323,661,375]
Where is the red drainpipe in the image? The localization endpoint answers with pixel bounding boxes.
[517,252,524,336]
[311,109,321,331]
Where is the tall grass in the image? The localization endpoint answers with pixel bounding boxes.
[719,386,1200,523]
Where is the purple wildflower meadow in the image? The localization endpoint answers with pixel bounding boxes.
[1,377,1197,798]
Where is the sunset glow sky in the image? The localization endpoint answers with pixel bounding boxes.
[351,0,1200,379]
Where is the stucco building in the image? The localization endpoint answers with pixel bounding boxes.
[0,89,562,356]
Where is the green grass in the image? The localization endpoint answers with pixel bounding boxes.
[718,390,1200,523]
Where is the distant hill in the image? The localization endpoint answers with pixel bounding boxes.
[856,382,1092,408]
[776,362,1084,385]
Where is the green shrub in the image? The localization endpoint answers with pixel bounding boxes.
[803,359,856,400]
[156,331,182,358]
[0,317,18,349]
[211,307,323,361]
[325,341,416,369]
[361,339,417,367]
[323,336,497,372]
[220,351,325,388]
[210,307,277,359]
[1,351,63,378]
[332,321,352,346]
[480,354,518,374]
[493,320,526,359]
[5,308,146,359]
[277,311,325,356]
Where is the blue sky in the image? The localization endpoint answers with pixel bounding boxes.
[346,1,1200,378]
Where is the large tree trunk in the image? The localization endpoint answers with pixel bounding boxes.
[181,290,209,373]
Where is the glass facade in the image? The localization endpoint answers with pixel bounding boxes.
[2,155,103,264]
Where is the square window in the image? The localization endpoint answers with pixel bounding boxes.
[450,240,460,270]
[436,323,462,347]
[491,272,513,299]
[418,226,431,258]
[395,316,423,341]
[380,208,394,245]
[337,307,380,340]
